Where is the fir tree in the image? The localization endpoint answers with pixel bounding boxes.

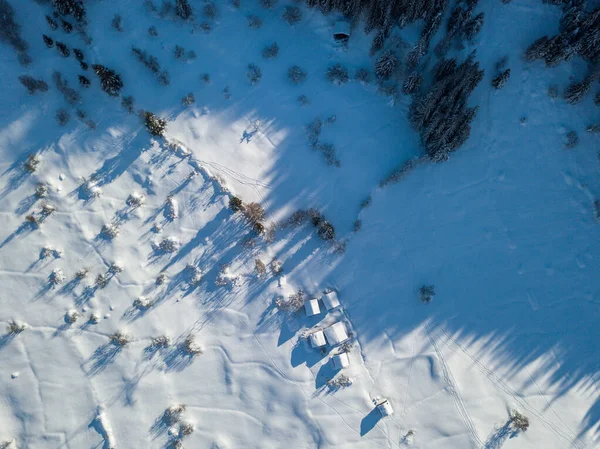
[375,50,398,80]
[52,0,86,22]
[176,0,193,20]
[73,48,84,61]
[92,64,124,96]
[43,35,54,48]
[19,76,49,94]
[46,15,58,30]
[403,72,423,95]
[144,112,167,136]
[56,42,70,57]
[78,75,90,88]
[491,69,510,89]
[564,77,592,104]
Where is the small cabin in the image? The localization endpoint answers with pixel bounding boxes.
[322,291,340,310]
[309,330,326,348]
[331,352,350,369]
[333,21,351,41]
[304,298,321,317]
[377,399,394,417]
[324,322,349,346]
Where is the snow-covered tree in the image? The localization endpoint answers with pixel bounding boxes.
[92,64,124,96]
[375,50,398,80]
[564,78,592,104]
[491,69,510,89]
[144,112,167,136]
[176,0,193,20]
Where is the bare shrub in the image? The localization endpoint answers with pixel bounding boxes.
[355,68,371,83]
[19,76,48,94]
[419,285,435,303]
[510,410,530,432]
[56,108,71,126]
[182,334,203,355]
[326,63,349,85]
[159,237,180,253]
[133,296,153,310]
[244,202,265,223]
[262,42,278,59]
[7,320,27,334]
[297,94,310,106]
[65,310,80,324]
[255,259,267,277]
[111,14,123,31]
[126,193,144,208]
[288,65,307,84]
[248,15,263,29]
[88,313,100,324]
[327,373,352,389]
[151,335,171,347]
[24,154,40,172]
[564,131,578,149]
[149,25,158,36]
[156,273,167,285]
[275,289,303,312]
[180,92,195,106]
[75,268,89,279]
[247,64,262,85]
[121,96,135,114]
[110,331,132,346]
[270,259,283,275]
[283,6,302,25]
[49,268,66,286]
[101,222,119,239]
[164,404,186,425]
[548,85,559,98]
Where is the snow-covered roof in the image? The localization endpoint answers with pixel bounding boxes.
[377,400,394,417]
[304,298,321,317]
[309,330,326,348]
[334,21,350,39]
[331,352,350,369]
[324,322,349,345]
[322,291,340,310]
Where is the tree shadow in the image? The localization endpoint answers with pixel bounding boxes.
[85,342,124,376]
[484,421,519,449]
[0,220,36,250]
[15,193,38,216]
[0,333,16,351]
[290,338,329,369]
[315,358,341,389]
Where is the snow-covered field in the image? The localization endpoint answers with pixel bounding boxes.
[1,1,599,448]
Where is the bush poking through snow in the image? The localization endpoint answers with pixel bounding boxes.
[164,405,186,425]
[275,289,303,312]
[19,76,49,94]
[111,14,123,31]
[133,296,153,310]
[151,335,171,347]
[159,237,180,253]
[262,42,278,59]
[327,374,352,389]
[41,203,56,216]
[244,202,266,224]
[229,196,244,212]
[510,410,530,432]
[181,92,195,106]
[35,183,48,198]
[109,263,123,274]
[110,331,132,346]
[492,69,510,89]
[270,259,283,276]
[49,269,66,286]
[259,0,277,8]
[419,285,435,303]
[75,268,89,279]
[355,68,371,84]
[248,15,263,29]
[288,65,307,84]
[297,94,310,106]
[165,196,178,220]
[179,421,194,437]
[326,64,349,85]
[88,312,100,324]
[7,320,27,335]
[126,193,144,209]
[182,334,203,355]
[56,109,70,126]
[24,154,41,172]
[121,96,135,114]
[187,264,202,286]
[247,64,262,85]
[283,6,302,25]
[564,131,578,149]
[145,112,167,137]
[101,222,120,239]
[255,259,267,277]
[0,440,17,449]
[149,25,158,36]
[215,264,240,287]
[65,310,80,324]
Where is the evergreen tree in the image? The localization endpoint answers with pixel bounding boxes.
[176,0,193,20]
[46,15,58,30]
[56,42,70,57]
[491,69,510,89]
[92,64,124,96]
[403,72,423,95]
[370,30,385,56]
[73,48,84,61]
[52,0,86,22]
[78,75,90,88]
[19,75,49,94]
[375,50,398,80]
[144,112,167,136]
[43,35,54,48]
[564,77,592,104]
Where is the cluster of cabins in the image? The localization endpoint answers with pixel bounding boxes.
[304,291,350,369]
[303,290,395,417]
